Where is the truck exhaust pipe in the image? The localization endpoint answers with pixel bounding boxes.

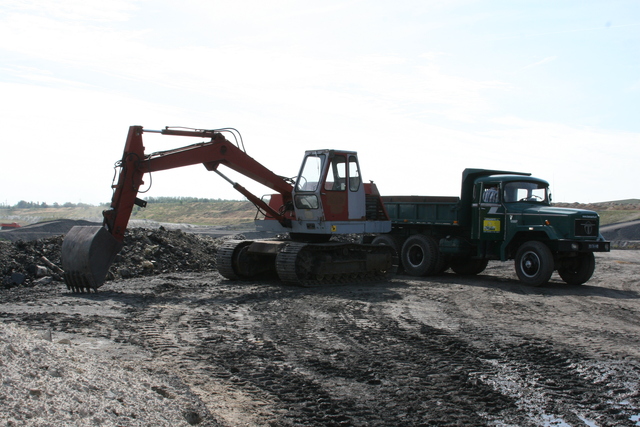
[61,226,123,292]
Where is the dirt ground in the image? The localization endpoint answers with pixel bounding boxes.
[1,249,639,426]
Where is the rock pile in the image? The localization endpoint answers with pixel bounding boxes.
[112,227,221,280]
[0,237,64,289]
[1,227,225,290]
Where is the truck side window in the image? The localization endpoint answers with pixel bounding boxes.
[324,155,347,191]
[482,185,499,203]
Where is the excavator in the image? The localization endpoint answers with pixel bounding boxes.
[61,126,393,292]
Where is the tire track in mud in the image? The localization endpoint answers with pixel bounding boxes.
[189,297,518,426]
[2,274,640,426]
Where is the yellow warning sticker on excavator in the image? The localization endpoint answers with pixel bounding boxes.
[483,218,501,233]
[331,225,337,232]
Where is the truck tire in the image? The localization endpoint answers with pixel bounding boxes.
[371,235,403,274]
[514,241,554,286]
[401,234,439,276]
[557,253,595,285]
[449,257,488,275]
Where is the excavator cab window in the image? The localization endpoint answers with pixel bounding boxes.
[324,155,347,191]
[295,153,325,209]
[297,154,324,192]
[348,155,361,191]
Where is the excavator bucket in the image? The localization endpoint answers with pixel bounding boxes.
[61,226,123,292]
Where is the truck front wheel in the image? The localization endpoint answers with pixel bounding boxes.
[557,253,595,285]
[514,241,554,286]
[401,234,439,276]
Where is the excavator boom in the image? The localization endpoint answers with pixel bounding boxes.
[61,126,294,292]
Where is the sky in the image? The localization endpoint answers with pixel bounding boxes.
[1,0,639,206]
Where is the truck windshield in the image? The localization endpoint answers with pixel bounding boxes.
[504,181,548,203]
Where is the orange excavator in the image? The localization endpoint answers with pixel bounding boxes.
[61,126,393,292]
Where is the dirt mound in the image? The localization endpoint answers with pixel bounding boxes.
[0,227,227,290]
[0,219,100,242]
[600,220,640,249]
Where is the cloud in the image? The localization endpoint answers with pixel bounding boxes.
[0,0,638,205]
[520,56,558,71]
[1,0,140,21]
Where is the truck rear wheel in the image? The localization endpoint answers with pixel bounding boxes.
[514,241,554,286]
[557,253,595,285]
[401,234,439,276]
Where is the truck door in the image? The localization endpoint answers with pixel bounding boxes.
[475,182,506,243]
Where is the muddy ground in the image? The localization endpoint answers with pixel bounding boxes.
[1,247,640,426]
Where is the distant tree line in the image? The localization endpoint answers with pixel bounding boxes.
[0,197,242,209]
[0,201,106,209]
[145,197,242,204]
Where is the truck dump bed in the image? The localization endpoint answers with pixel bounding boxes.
[381,196,460,225]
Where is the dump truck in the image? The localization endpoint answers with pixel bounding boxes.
[367,169,610,286]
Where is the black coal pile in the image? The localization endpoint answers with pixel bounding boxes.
[1,227,224,290]
[0,236,64,289]
[112,226,220,280]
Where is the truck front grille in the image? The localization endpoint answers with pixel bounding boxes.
[575,219,598,237]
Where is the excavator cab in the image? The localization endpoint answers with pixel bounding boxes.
[293,150,365,222]
[258,150,389,237]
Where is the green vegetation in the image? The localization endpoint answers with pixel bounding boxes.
[0,199,256,227]
[2,198,639,227]
[598,210,640,226]
[130,200,255,226]
[601,199,640,205]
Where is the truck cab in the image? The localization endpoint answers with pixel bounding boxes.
[467,170,610,285]
[472,175,551,254]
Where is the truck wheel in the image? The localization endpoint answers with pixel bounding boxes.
[401,234,438,276]
[557,253,595,285]
[372,235,402,274]
[450,257,488,275]
[514,241,554,286]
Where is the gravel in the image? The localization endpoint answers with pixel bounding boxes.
[0,322,218,426]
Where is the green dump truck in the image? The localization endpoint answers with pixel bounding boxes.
[370,168,610,286]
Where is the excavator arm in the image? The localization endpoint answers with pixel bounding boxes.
[62,125,294,292]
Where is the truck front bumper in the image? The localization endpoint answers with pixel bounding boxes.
[557,240,610,253]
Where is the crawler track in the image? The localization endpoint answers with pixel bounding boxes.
[217,239,393,286]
